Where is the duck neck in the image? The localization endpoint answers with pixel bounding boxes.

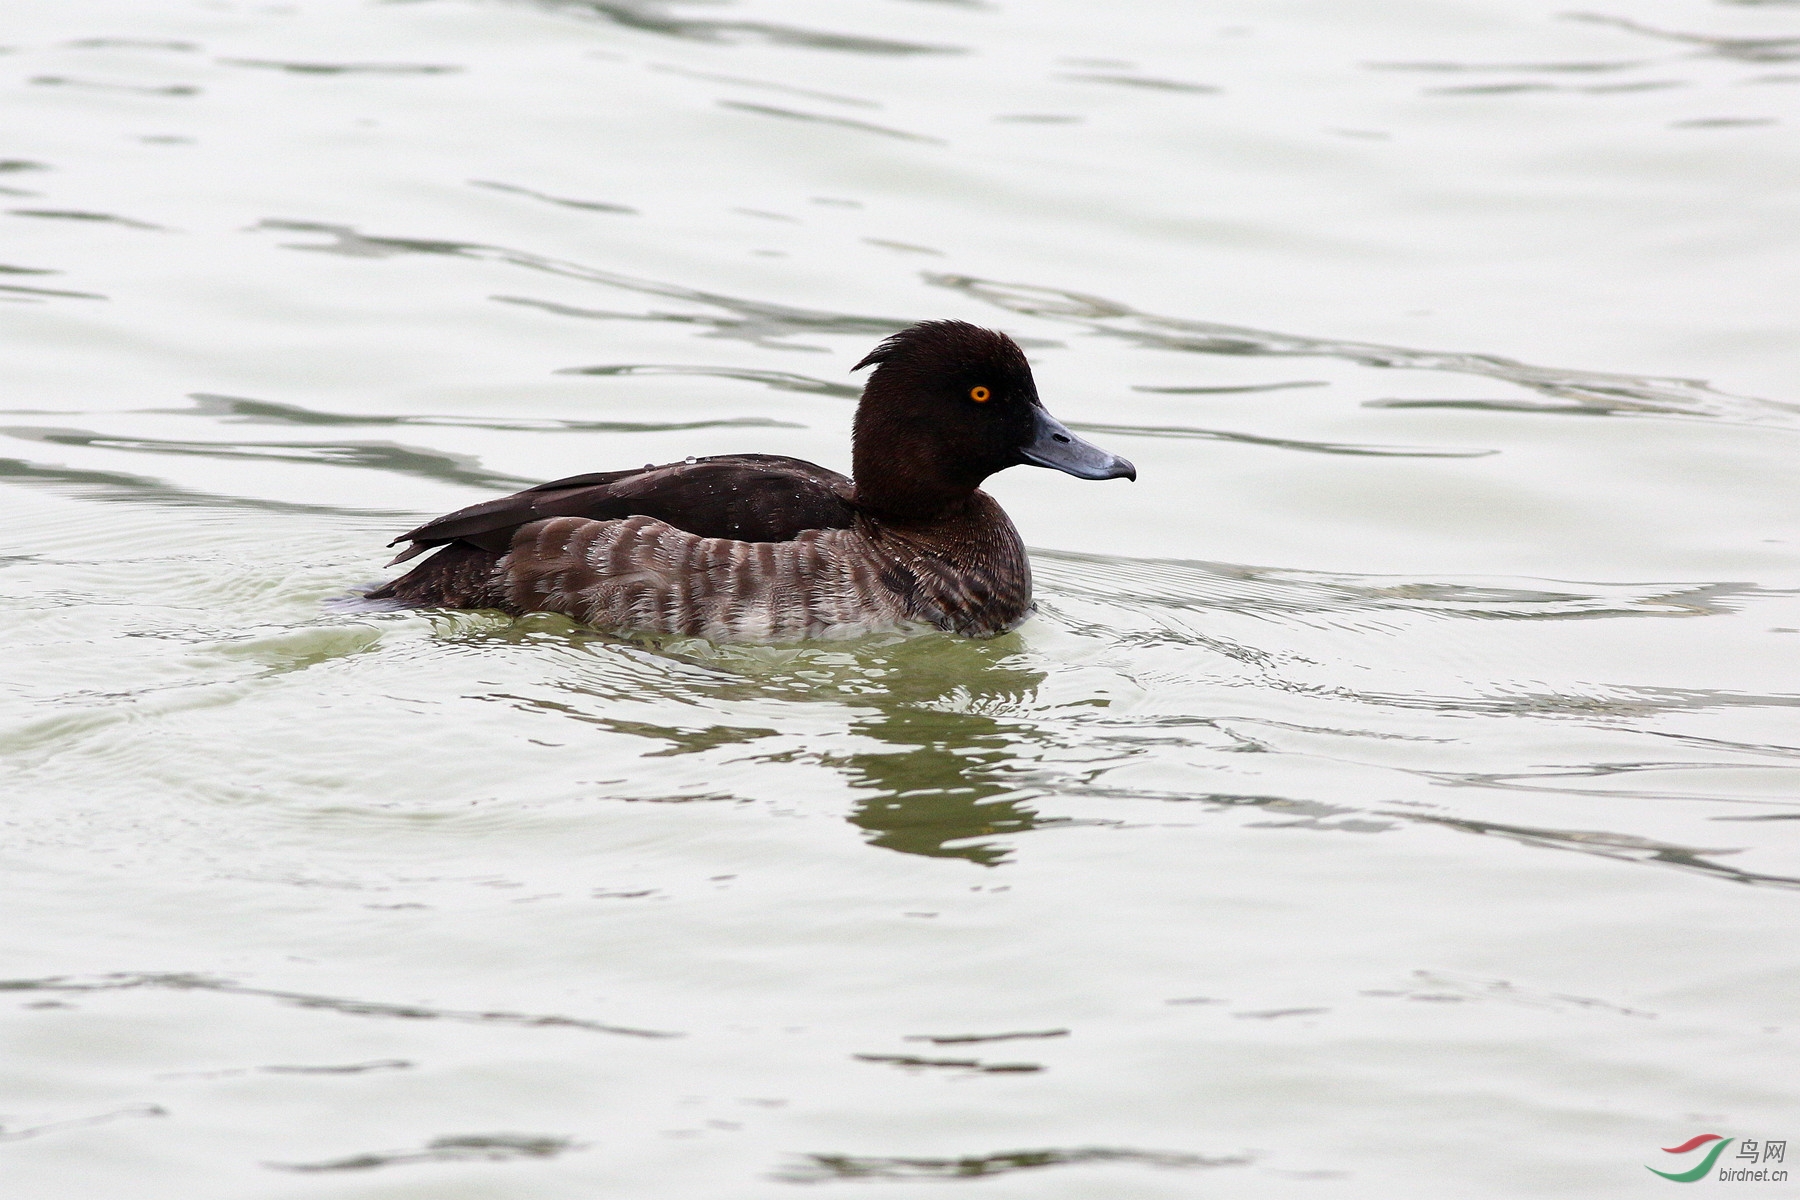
[851,408,990,525]
[849,472,980,527]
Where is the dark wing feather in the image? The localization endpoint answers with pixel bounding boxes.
[363,541,515,611]
[385,454,855,564]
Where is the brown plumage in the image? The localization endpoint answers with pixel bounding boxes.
[362,321,1134,642]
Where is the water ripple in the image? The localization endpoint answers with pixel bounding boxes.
[0,455,396,515]
[178,392,803,430]
[651,62,881,108]
[904,1028,1069,1044]
[471,179,636,213]
[1366,59,1649,74]
[1410,814,1800,889]
[927,273,1800,425]
[557,363,857,397]
[268,1134,580,1172]
[852,1052,1042,1074]
[30,75,199,96]
[1566,13,1800,63]
[257,219,909,349]
[1364,970,1657,1018]
[217,58,462,74]
[716,99,943,143]
[525,0,964,56]
[1057,72,1219,93]
[0,425,532,491]
[1066,420,1495,458]
[9,208,165,231]
[0,972,681,1037]
[0,282,104,302]
[0,1105,167,1144]
[1034,548,1754,620]
[775,1146,1250,1182]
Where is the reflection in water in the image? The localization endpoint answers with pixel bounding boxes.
[578,634,1058,864]
[597,718,777,757]
[464,626,1056,864]
[799,641,1053,865]
[841,705,1044,865]
[422,543,1798,874]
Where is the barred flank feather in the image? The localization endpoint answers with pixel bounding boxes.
[474,490,1030,643]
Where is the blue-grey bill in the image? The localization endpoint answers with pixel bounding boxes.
[1019,409,1137,480]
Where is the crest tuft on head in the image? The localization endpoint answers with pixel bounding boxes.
[852,320,1029,376]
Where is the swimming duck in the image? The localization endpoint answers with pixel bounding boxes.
[366,320,1134,641]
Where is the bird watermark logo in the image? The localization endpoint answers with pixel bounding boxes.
[1649,1135,1787,1183]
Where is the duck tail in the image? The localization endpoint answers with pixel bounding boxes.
[360,542,515,613]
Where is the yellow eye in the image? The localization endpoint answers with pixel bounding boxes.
[969,385,991,402]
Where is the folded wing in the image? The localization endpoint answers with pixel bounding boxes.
[385,454,856,565]
[365,454,858,613]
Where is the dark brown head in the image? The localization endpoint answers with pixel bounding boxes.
[849,320,1134,521]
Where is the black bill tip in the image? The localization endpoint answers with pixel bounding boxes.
[1020,409,1136,481]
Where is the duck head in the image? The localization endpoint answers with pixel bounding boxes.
[850,320,1135,521]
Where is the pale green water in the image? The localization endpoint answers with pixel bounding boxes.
[3,0,1799,1196]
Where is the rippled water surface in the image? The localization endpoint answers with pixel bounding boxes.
[5,0,1800,1195]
